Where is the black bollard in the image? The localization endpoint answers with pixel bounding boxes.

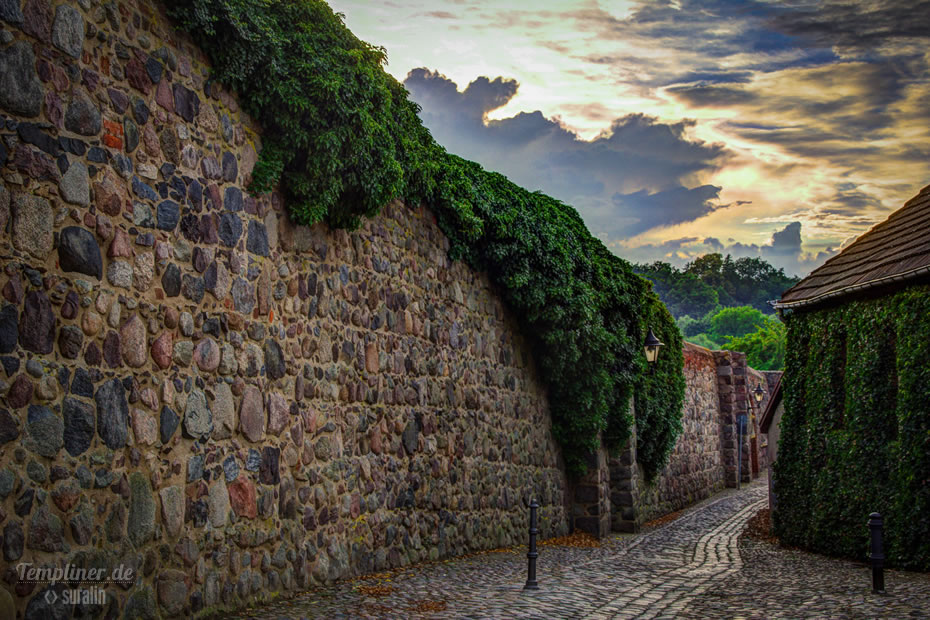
[869,512,885,594]
[524,498,539,590]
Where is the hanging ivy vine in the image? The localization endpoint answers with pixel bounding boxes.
[166,0,685,476]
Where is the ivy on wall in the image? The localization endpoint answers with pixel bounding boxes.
[166,0,685,476]
[774,285,930,570]
[632,297,686,480]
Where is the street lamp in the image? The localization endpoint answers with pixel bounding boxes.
[644,328,664,373]
[738,383,766,490]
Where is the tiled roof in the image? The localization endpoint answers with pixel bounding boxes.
[777,184,930,308]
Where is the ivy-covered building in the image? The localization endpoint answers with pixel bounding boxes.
[773,184,930,570]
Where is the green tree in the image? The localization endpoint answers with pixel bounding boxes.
[724,318,787,369]
[635,262,718,318]
[710,305,768,342]
[729,257,798,312]
[684,253,736,306]
[687,332,723,350]
[676,306,720,338]
[636,254,799,320]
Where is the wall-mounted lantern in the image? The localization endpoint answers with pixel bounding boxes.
[644,328,664,372]
[752,383,765,405]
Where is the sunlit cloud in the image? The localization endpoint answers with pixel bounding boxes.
[330,0,930,277]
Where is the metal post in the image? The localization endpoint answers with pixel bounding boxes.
[736,415,745,490]
[869,512,885,594]
[524,498,539,590]
[736,421,741,490]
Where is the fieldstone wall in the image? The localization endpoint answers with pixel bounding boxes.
[610,343,725,530]
[571,440,610,538]
[609,344,776,531]
[0,1,570,616]
[714,350,747,487]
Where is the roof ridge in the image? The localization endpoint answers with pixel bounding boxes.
[778,183,930,307]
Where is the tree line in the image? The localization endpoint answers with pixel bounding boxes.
[634,254,800,369]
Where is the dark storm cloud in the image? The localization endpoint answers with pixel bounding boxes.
[666,85,759,108]
[404,69,732,237]
[611,185,725,237]
[769,0,930,50]
[767,221,802,257]
[406,69,518,121]
[703,237,724,251]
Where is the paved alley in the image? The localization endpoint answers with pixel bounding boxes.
[233,480,930,619]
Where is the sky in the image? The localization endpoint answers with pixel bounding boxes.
[328,0,930,277]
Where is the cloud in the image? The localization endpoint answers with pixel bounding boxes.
[560,0,930,175]
[662,69,755,86]
[339,0,930,278]
[768,0,930,52]
[420,11,457,19]
[616,221,837,277]
[404,69,731,239]
[406,69,518,122]
[703,237,723,251]
[767,221,802,257]
[611,185,726,237]
[744,182,884,237]
[666,84,759,107]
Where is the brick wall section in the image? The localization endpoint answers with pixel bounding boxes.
[715,351,772,487]
[715,350,746,486]
[0,1,569,615]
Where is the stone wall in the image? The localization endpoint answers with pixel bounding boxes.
[0,1,569,616]
[715,351,772,487]
[609,344,776,531]
[572,440,611,538]
[714,350,745,487]
[610,343,725,530]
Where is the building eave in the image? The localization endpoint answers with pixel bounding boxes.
[774,264,930,311]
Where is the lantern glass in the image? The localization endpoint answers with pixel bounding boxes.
[644,328,664,365]
[645,345,660,364]
[753,384,765,403]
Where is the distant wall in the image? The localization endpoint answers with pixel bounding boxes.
[0,1,568,616]
[611,344,775,531]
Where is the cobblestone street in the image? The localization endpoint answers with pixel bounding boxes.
[234,479,930,619]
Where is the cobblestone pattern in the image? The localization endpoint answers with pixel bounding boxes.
[234,479,930,620]
[682,523,930,619]
[0,0,569,616]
